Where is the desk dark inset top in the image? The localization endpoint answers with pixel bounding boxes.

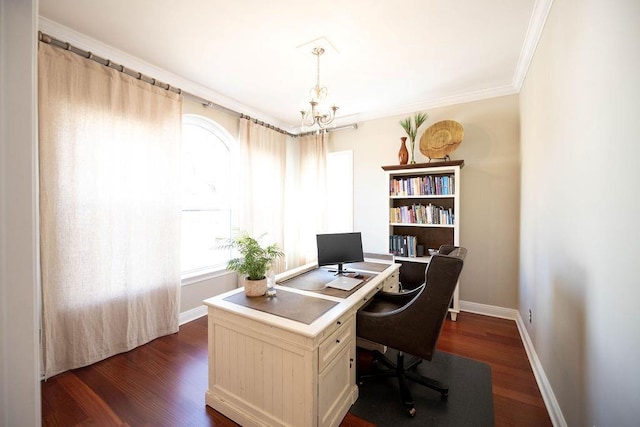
[279,264,389,298]
[223,288,338,325]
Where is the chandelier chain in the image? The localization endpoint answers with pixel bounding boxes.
[316,48,321,91]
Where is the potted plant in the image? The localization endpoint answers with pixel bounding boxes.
[399,112,428,164]
[220,230,284,297]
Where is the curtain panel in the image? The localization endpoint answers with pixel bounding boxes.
[38,42,182,377]
[284,132,328,268]
[237,118,288,272]
[238,119,329,273]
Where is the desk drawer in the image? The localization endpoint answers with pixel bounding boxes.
[361,284,382,306]
[321,313,352,339]
[382,271,399,292]
[319,318,353,372]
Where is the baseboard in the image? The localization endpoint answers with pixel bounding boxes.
[459,300,519,320]
[513,312,567,427]
[460,300,566,427]
[179,305,207,326]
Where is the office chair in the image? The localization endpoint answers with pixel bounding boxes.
[356,245,466,417]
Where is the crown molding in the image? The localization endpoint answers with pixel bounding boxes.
[38,17,289,130]
[335,0,554,126]
[333,84,518,126]
[40,0,554,133]
[512,0,555,91]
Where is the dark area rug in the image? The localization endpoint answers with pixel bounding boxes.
[350,350,494,426]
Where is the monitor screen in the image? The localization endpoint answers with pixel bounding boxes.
[316,232,364,274]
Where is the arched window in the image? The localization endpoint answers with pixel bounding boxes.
[181,114,235,278]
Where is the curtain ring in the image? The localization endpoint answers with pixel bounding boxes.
[106,60,112,67]
[87,51,94,60]
[121,65,126,73]
[65,42,72,50]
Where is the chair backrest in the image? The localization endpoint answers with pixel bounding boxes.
[389,246,466,360]
[416,246,466,358]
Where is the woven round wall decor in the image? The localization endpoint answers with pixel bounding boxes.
[419,120,464,159]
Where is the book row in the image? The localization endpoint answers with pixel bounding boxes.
[389,174,455,197]
[389,234,419,257]
[389,204,455,225]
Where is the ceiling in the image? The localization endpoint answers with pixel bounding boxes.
[39,0,545,132]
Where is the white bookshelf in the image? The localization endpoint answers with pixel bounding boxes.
[382,160,463,320]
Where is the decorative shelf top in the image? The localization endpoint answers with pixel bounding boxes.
[381,159,464,171]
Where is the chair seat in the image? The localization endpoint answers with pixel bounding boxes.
[361,297,404,314]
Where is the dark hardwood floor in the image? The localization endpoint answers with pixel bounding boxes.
[41,312,552,426]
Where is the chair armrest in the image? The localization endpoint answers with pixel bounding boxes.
[358,285,425,317]
[375,285,424,305]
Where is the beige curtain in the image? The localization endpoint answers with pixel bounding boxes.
[38,42,182,377]
[285,132,329,268]
[238,118,288,272]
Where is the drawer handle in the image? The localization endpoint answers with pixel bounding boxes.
[336,339,340,344]
[337,320,342,325]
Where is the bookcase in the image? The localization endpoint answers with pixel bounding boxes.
[382,160,463,320]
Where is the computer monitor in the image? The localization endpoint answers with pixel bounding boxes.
[316,232,364,275]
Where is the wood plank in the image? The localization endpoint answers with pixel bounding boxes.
[381,159,465,171]
[41,312,552,427]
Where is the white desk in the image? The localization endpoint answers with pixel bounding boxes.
[203,261,400,427]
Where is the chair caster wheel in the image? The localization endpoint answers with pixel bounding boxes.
[408,407,416,417]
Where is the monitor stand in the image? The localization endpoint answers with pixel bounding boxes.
[329,263,353,276]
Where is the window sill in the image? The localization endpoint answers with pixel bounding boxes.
[181,267,235,287]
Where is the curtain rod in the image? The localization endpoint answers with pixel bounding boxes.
[38,32,184,95]
[238,114,294,136]
[297,123,359,137]
[37,31,357,138]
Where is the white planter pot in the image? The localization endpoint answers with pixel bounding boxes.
[243,277,267,297]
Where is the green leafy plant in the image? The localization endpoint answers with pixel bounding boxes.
[220,230,284,281]
[399,112,429,163]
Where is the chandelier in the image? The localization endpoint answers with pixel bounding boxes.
[300,47,339,129]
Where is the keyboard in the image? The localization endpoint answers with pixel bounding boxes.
[325,276,363,291]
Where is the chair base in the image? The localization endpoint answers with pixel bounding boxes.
[358,350,448,417]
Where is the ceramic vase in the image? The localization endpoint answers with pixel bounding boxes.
[398,137,409,165]
[243,277,267,297]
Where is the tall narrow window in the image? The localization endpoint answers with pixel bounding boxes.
[181,115,236,277]
[326,150,353,232]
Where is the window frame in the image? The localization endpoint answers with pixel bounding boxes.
[180,114,237,284]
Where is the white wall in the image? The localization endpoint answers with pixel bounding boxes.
[0,0,41,425]
[519,1,640,425]
[330,95,521,308]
